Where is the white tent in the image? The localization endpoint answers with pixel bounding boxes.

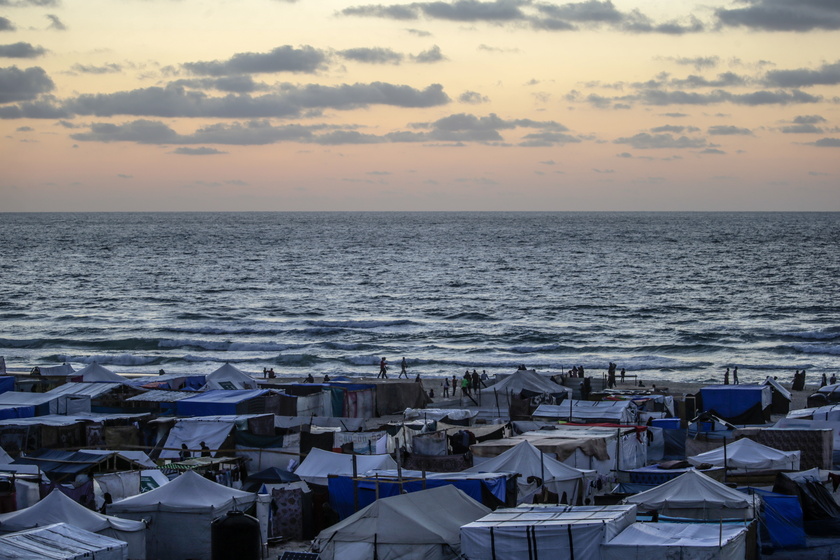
[622,470,754,521]
[0,522,128,560]
[0,489,145,560]
[533,400,638,424]
[107,470,257,560]
[484,370,572,399]
[313,485,490,560]
[73,363,129,384]
[463,440,595,504]
[202,363,257,391]
[687,437,800,473]
[461,504,637,560]
[37,364,75,377]
[294,448,398,486]
[602,522,748,560]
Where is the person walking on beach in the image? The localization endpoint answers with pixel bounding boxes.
[378,357,388,379]
[724,367,730,385]
[398,357,408,379]
[821,373,828,387]
[472,370,481,393]
[443,377,450,398]
[461,374,471,397]
[733,367,739,385]
[831,374,837,386]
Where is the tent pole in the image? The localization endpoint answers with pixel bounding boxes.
[723,436,728,484]
[352,454,358,513]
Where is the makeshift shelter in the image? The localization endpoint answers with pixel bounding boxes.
[0,522,128,560]
[313,485,490,560]
[243,466,300,492]
[71,363,129,384]
[107,470,258,560]
[688,437,800,474]
[463,440,595,504]
[740,487,806,550]
[533,399,638,424]
[0,488,146,560]
[293,448,397,487]
[460,504,636,560]
[601,522,749,560]
[762,376,792,414]
[485,370,571,400]
[37,364,76,378]
[176,389,277,416]
[201,363,257,391]
[623,470,754,521]
[0,391,89,416]
[698,384,772,424]
[773,469,840,536]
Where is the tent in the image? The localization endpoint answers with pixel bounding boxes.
[623,470,754,521]
[201,363,257,391]
[107,470,257,560]
[601,522,748,560]
[293,448,397,486]
[0,522,128,560]
[0,489,146,560]
[740,487,806,549]
[243,466,300,492]
[463,440,595,504]
[313,485,490,560]
[762,376,792,414]
[699,385,772,424]
[71,363,129,384]
[176,389,271,416]
[687,437,800,473]
[533,400,638,424]
[484,370,572,399]
[460,504,636,560]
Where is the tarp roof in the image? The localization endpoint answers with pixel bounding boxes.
[0,522,128,560]
[125,390,196,403]
[48,382,124,398]
[603,522,747,559]
[13,449,147,477]
[0,412,151,427]
[623,470,751,511]
[36,364,75,377]
[108,470,255,514]
[202,363,258,391]
[294,448,398,486]
[179,389,268,404]
[485,370,572,397]
[762,376,792,401]
[688,437,800,471]
[533,400,637,424]
[0,488,144,535]
[315,484,490,546]
[72,363,129,384]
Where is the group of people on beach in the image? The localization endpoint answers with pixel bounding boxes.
[606,363,626,388]
[723,367,739,385]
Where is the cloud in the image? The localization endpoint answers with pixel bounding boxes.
[716,0,840,31]
[405,28,432,36]
[764,61,840,87]
[45,14,65,30]
[812,138,840,147]
[338,47,403,64]
[0,17,15,32]
[651,124,700,133]
[412,45,445,63]
[170,76,268,93]
[708,125,752,135]
[182,45,327,76]
[0,0,60,6]
[668,56,720,70]
[61,82,449,118]
[0,65,54,103]
[171,146,228,155]
[458,90,489,104]
[613,132,707,149]
[780,124,823,133]
[0,97,68,118]
[0,42,46,58]
[71,63,123,74]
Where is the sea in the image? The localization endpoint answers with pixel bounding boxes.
[1,212,838,385]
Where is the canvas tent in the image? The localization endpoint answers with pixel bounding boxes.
[601,522,749,560]
[313,485,490,560]
[71,363,129,384]
[0,489,146,560]
[293,447,398,486]
[699,385,772,424]
[463,440,595,504]
[107,470,258,560]
[201,363,257,391]
[762,376,792,414]
[485,370,572,399]
[623,470,754,521]
[533,400,638,424]
[460,504,636,560]
[687,437,800,473]
[0,522,128,560]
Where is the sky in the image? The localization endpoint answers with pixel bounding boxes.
[1,0,839,211]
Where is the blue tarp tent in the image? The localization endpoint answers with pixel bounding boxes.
[328,471,509,519]
[740,487,806,549]
[700,385,772,424]
[0,376,14,395]
[176,389,269,416]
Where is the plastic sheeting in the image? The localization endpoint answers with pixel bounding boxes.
[601,522,748,560]
[688,437,800,472]
[0,522,128,560]
[293,448,397,487]
[158,418,234,460]
[533,400,638,424]
[700,385,772,421]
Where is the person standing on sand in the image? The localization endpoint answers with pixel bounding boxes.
[724,367,730,385]
[472,370,480,393]
[620,368,625,383]
[398,357,408,379]
[443,377,450,398]
[461,375,470,397]
[378,357,388,379]
[733,367,739,385]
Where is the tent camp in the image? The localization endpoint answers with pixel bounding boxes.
[601,522,749,560]
[463,440,595,504]
[293,448,398,486]
[201,363,257,391]
[71,363,129,384]
[313,485,490,560]
[687,437,800,473]
[623,470,754,521]
[0,489,146,560]
[107,470,258,560]
[0,523,128,560]
[460,504,636,560]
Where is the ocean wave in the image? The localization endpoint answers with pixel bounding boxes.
[443,312,496,321]
[780,329,840,341]
[786,343,840,356]
[158,338,308,352]
[53,354,162,367]
[305,319,416,329]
